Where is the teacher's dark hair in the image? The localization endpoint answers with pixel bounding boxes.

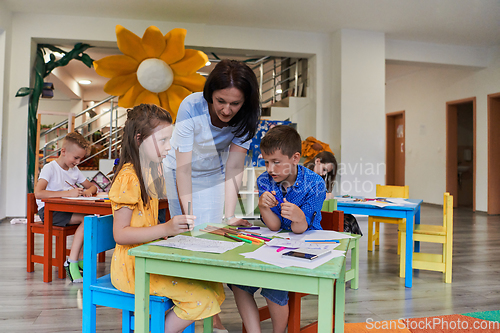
[204,59,261,141]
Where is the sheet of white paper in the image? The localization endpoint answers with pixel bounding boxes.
[266,238,340,250]
[62,196,100,200]
[383,197,417,206]
[280,230,354,241]
[152,235,243,254]
[241,246,345,269]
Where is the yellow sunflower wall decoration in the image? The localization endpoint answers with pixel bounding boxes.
[94,25,208,121]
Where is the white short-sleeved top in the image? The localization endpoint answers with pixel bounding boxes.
[164,92,251,177]
[36,160,87,210]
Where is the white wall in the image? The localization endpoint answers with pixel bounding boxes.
[0,3,12,219]
[386,48,500,210]
[338,29,386,196]
[4,12,332,216]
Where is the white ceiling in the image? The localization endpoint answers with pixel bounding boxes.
[5,0,500,102]
[5,0,500,47]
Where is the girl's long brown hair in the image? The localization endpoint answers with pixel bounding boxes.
[111,104,172,205]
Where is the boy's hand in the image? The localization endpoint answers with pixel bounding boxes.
[82,188,94,197]
[280,198,306,223]
[163,215,196,237]
[259,191,278,209]
[66,188,84,197]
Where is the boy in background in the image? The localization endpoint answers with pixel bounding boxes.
[35,132,97,283]
[230,125,326,333]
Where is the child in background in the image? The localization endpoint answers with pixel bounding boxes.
[304,151,337,195]
[35,131,98,283]
[109,104,225,332]
[230,125,326,333]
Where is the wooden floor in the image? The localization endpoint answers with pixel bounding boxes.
[1,204,499,332]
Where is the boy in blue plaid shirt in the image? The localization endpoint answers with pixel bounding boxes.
[230,125,326,333]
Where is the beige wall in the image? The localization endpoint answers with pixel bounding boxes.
[386,48,500,210]
[0,3,12,219]
[3,12,331,216]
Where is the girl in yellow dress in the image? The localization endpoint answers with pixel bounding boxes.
[109,103,225,332]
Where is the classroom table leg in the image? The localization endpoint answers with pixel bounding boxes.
[414,207,421,253]
[135,257,149,333]
[404,211,414,288]
[203,316,213,333]
[350,238,359,290]
[334,262,346,333]
[318,277,335,333]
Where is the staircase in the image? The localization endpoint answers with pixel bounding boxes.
[37,56,308,177]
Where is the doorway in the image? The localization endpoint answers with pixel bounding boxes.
[386,111,405,186]
[446,97,476,210]
[488,93,500,214]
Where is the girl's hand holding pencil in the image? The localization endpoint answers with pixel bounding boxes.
[163,215,196,237]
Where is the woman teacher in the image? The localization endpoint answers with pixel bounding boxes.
[164,59,261,227]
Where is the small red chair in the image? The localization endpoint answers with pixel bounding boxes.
[26,193,104,282]
[242,210,345,333]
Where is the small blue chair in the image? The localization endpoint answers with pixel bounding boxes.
[82,214,195,333]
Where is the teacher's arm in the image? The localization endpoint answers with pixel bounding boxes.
[224,143,252,226]
[175,149,193,215]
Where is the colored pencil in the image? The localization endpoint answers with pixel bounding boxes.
[65,180,76,189]
[236,234,264,243]
[304,240,339,243]
[225,233,252,243]
[237,226,260,230]
[241,233,271,241]
[276,246,287,252]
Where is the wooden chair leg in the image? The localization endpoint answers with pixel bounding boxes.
[367,218,374,252]
[287,292,302,333]
[375,222,380,246]
[445,241,452,283]
[397,230,401,255]
[56,233,66,279]
[27,224,35,272]
[98,251,106,262]
[399,232,406,278]
[122,310,133,333]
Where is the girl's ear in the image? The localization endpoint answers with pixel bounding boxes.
[135,133,141,146]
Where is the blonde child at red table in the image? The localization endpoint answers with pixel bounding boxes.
[34,132,98,283]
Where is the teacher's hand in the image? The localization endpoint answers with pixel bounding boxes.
[227,217,252,227]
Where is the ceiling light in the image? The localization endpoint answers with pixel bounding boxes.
[52,52,64,58]
[205,61,211,66]
[276,89,283,94]
[78,80,92,85]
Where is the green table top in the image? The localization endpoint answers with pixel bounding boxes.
[129,224,350,280]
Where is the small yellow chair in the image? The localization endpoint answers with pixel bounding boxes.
[399,193,453,283]
[368,185,409,252]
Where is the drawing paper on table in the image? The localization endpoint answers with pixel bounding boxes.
[280,230,353,242]
[152,235,243,254]
[241,245,345,269]
[61,196,100,200]
[266,238,340,250]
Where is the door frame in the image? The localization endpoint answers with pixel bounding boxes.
[386,110,405,186]
[446,97,476,210]
[488,92,500,214]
